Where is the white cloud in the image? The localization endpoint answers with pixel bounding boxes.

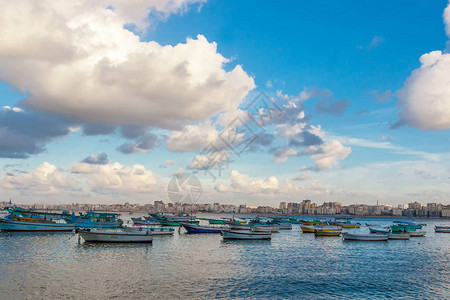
[166,122,220,152]
[0,1,255,130]
[310,140,351,171]
[1,162,78,194]
[396,3,450,130]
[273,148,297,163]
[229,170,279,194]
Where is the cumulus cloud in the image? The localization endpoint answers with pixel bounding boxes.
[228,170,279,194]
[0,1,255,130]
[0,107,73,158]
[395,3,450,130]
[71,161,159,193]
[117,133,158,154]
[1,162,79,194]
[309,140,352,171]
[81,152,110,165]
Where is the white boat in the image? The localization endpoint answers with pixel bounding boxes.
[77,228,153,243]
[0,218,75,232]
[120,226,174,235]
[221,230,271,240]
[388,233,410,240]
[228,224,252,230]
[277,223,292,230]
[342,232,388,241]
[435,226,450,233]
[251,225,280,233]
[408,231,426,237]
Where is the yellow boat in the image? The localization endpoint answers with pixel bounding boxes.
[300,225,341,233]
[339,224,360,228]
[301,220,327,226]
[314,230,341,237]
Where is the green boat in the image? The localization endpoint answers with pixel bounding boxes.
[159,220,200,226]
[198,218,226,225]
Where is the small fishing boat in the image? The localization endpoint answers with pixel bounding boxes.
[251,225,280,233]
[276,223,293,230]
[369,227,390,234]
[121,226,174,235]
[435,226,450,233]
[197,218,227,225]
[300,225,341,233]
[408,231,426,237]
[388,233,410,240]
[131,217,159,226]
[64,212,123,228]
[228,223,252,230]
[301,220,327,226]
[342,232,388,241]
[159,220,199,226]
[182,224,228,233]
[314,230,341,237]
[221,230,271,240]
[0,217,75,232]
[77,228,153,243]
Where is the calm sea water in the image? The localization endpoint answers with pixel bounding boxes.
[0,215,449,299]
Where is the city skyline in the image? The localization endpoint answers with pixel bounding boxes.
[1,1,450,207]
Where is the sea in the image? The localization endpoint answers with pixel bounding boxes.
[0,214,449,299]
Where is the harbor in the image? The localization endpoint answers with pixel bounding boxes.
[0,211,449,299]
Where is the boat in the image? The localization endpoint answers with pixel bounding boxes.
[314,230,341,237]
[182,223,228,233]
[121,226,174,235]
[159,220,199,226]
[0,217,75,232]
[301,220,327,226]
[277,223,293,230]
[228,223,252,230]
[131,217,159,226]
[393,221,422,229]
[197,218,227,225]
[64,212,123,228]
[77,228,153,243]
[221,230,271,240]
[369,227,390,234]
[342,232,388,241]
[388,233,410,240]
[251,225,280,233]
[300,225,341,233]
[435,226,450,233]
[408,231,426,237]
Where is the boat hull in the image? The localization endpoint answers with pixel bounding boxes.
[251,225,280,233]
[388,233,410,240]
[301,220,327,226]
[369,228,390,234]
[435,226,450,233]
[314,230,341,237]
[0,218,75,232]
[342,233,388,241]
[121,227,174,235]
[408,231,426,237]
[301,225,341,233]
[222,230,271,240]
[79,230,153,243]
[182,224,227,233]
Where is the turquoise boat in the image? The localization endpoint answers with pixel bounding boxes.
[0,218,75,232]
[64,212,123,228]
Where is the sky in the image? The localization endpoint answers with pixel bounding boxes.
[0,0,449,207]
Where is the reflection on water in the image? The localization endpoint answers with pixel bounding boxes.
[0,217,449,299]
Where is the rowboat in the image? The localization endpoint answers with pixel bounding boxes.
[408,231,426,237]
[314,230,341,237]
[251,225,280,233]
[0,218,75,232]
[159,220,199,226]
[435,226,450,233]
[228,223,252,230]
[388,233,410,240]
[301,220,327,226]
[342,232,388,241]
[64,212,123,228]
[197,218,227,225]
[121,226,174,235]
[77,228,153,243]
[301,225,341,233]
[182,224,228,233]
[369,227,390,234]
[276,223,293,230]
[221,230,271,240]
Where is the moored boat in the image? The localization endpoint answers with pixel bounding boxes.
[408,231,426,237]
[251,225,279,233]
[314,230,341,237]
[121,226,174,235]
[77,228,153,243]
[197,218,227,225]
[159,220,199,226]
[301,225,341,233]
[228,223,252,230]
[301,220,327,226]
[369,227,390,234]
[388,233,410,240]
[0,218,75,232]
[182,223,228,233]
[221,230,271,240]
[435,226,450,233]
[342,232,388,241]
[64,212,123,228]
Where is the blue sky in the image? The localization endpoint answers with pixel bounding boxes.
[0,0,449,206]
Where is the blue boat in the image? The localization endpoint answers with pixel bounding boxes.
[369,227,390,234]
[182,223,228,233]
[0,218,75,232]
[64,212,123,228]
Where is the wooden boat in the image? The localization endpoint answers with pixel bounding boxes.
[369,227,390,234]
[182,224,228,233]
[301,225,341,233]
[121,226,174,235]
[228,223,252,230]
[435,226,450,233]
[77,228,153,243]
[221,230,271,240]
[276,223,293,230]
[342,232,388,241]
[159,220,199,226]
[251,225,280,233]
[314,230,341,237]
[388,233,410,240]
[64,212,123,228]
[131,217,159,226]
[0,217,75,232]
[408,231,426,237]
[197,218,227,225]
[301,220,327,226]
